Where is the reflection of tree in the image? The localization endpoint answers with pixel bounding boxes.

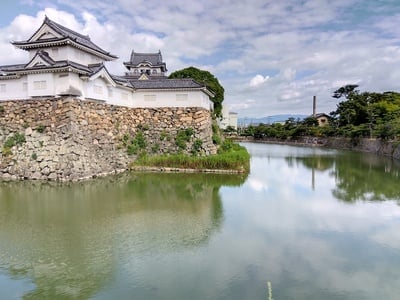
[331,153,400,203]
[285,150,400,203]
[286,155,335,171]
[0,172,246,299]
[286,154,335,190]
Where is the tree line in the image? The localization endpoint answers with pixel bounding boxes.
[242,85,400,140]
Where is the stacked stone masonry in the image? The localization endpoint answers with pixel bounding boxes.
[0,97,217,181]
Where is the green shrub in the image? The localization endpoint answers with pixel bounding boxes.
[2,132,26,156]
[127,131,147,155]
[0,106,4,113]
[122,133,130,146]
[127,143,139,155]
[31,152,37,160]
[36,125,46,133]
[175,128,193,150]
[212,123,219,134]
[151,143,160,153]
[134,131,147,149]
[160,130,168,141]
[219,138,234,152]
[191,139,203,155]
[4,132,25,148]
[212,133,221,145]
[1,147,12,156]
[137,124,149,131]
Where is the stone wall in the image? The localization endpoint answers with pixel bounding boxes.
[238,136,400,160]
[0,97,217,181]
[323,137,400,160]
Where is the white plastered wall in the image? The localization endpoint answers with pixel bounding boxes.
[54,72,84,96]
[133,90,212,110]
[28,46,104,66]
[27,73,55,97]
[0,77,29,100]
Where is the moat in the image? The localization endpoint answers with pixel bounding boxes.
[0,143,399,299]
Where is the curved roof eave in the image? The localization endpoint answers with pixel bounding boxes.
[12,38,118,61]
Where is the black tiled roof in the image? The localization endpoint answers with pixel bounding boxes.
[12,16,117,60]
[0,60,91,74]
[130,78,204,89]
[25,50,55,67]
[88,63,104,74]
[131,51,162,65]
[124,50,167,71]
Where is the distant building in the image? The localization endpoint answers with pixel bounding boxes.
[314,113,330,127]
[218,105,238,130]
[0,17,214,111]
[311,96,329,126]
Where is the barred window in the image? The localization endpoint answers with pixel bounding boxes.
[176,94,188,101]
[144,94,156,101]
[94,85,103,94]
[33,81,47,90]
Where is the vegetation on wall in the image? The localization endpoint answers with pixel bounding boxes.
[242,85,400,140]
[121,131,147,156]
[169,67,224,117]
[175,128,194,151]
[212,122,222,145]
[133,139,250,172]
[121,126,206,157]
[1,132,26,156]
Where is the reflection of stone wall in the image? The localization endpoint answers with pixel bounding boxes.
[0,172,229,299]
[0,98,216,180]
[324,137,400,160]
[241,136,400,160]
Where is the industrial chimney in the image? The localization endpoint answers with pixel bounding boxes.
[313,95,316,118]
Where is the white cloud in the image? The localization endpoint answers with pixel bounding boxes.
[249,75,269,88]
[247,178,268,192]
[1,0,400,117]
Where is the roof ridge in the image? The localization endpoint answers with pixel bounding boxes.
[133,52,161,55]
[37,50,55,65]
[45,17,90,41]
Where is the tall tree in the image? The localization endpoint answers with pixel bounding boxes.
[332,84,359,99]
[331,86,400,138]
[169,67,224,117]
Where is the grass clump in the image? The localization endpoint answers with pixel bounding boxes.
[127,130,147,155]
[1,132,26,156]
[211,122,222,145]
[175,128,194,150]
[160,129,170,141]
[36,124,46,133]
[191,138,203,155]
[134,139,250,172]
[31,152,37,160]
[4,132,25,148]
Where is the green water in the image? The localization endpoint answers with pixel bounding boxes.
[0,143,399,299]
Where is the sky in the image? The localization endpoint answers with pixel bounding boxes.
[1,0,400,118]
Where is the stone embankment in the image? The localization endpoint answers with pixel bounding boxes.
[234,136,400,160]
[0,97,216,181]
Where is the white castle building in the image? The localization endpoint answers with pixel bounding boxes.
[0,17,214,110]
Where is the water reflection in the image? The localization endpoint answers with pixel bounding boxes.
[0,172,246,299]
[283,147,400,203]
[238,143,400,300]
[332,153,400,202]
[2,144,400,300]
